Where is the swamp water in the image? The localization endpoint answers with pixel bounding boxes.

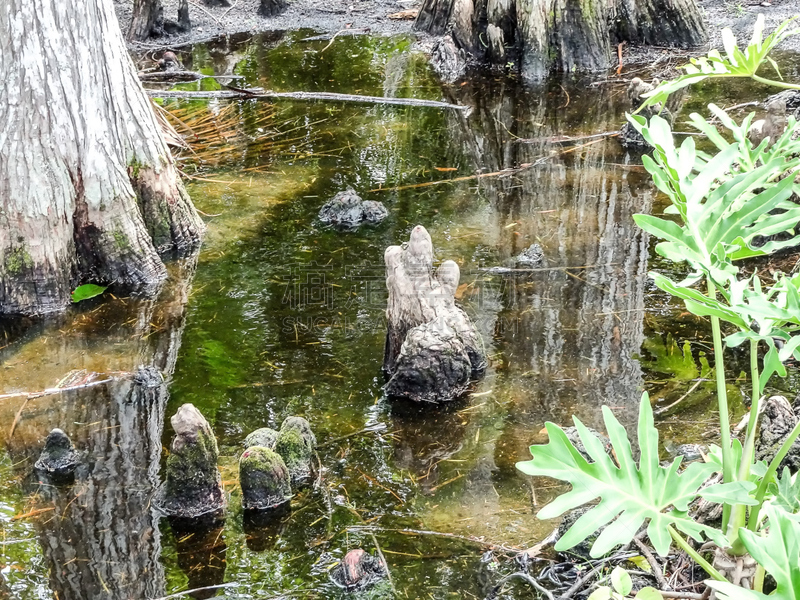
[1,31,797,600]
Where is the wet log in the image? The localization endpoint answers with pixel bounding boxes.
[144,87,469,110]
[383,225,486,403]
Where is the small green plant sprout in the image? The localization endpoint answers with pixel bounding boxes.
[588,567,663,600]
[71,283,108,303]
[637,15,800,114]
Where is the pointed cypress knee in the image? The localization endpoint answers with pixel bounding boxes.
[161,403,226,518]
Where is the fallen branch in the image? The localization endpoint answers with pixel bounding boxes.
[138,70,244,82]
[144,87,467,110]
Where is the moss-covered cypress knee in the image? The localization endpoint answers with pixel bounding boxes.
[275,417,316,485]
[280,416,317,448]
[239,446,292,510]
[161,403,226,518]
[243,427,279,450]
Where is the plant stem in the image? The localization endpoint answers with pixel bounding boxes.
[708,279,734,532]
[751,74,800,90]
[668,527,727,582]
[728,339,763,552]
[754,563,765,593]
[747,418,800,530]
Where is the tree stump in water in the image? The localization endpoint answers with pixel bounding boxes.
[34,429,80,478]
[239,447,293,510]
[161,404,226,518]
[383,225,486,403]
[415,0,706,80]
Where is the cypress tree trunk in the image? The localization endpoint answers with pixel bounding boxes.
[128,0,163,40]
[415,0,706,79]
[0,0,204,316]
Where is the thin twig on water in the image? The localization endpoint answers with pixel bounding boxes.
[654,378,707,416]
[487,572,555,600]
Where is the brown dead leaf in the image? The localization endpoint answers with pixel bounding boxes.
[454,283,470,300]
[434,166,458,172]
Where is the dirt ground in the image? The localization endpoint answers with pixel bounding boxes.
[114,0,417,49]
[113,0,800,58]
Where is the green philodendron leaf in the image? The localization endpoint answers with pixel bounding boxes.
[707,505,800,600]
[634,589,664,600]
[515,393,729,558]
[637,16,800,114]
[773,467,800,515]
[71,284,108,303]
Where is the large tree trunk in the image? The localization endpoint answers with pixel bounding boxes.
[415,0,706,80]
[0,0,204,316]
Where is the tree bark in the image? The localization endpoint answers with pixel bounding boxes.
[128,0,163,40]
[415,0,706,79]
[259,0,289,18]
[0,0,205,316]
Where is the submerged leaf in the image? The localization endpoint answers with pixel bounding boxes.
[71,284,108,303]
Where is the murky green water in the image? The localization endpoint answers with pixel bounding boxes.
[1,31,796,600]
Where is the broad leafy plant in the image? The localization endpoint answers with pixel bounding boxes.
[639,15,800,113]
[517,16,800,597]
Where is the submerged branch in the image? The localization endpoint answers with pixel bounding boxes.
[144,87,467,110]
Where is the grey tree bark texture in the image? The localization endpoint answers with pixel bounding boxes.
[0,0,205,316]
[415,0,706,79]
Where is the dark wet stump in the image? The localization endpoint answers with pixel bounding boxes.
[330,548,388,591]
[239,446,292,510]
[258,0,288,18]
[317,187,388,228]
[34,428,79,478]
[161,403,226,518]
[274,417,316,485]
